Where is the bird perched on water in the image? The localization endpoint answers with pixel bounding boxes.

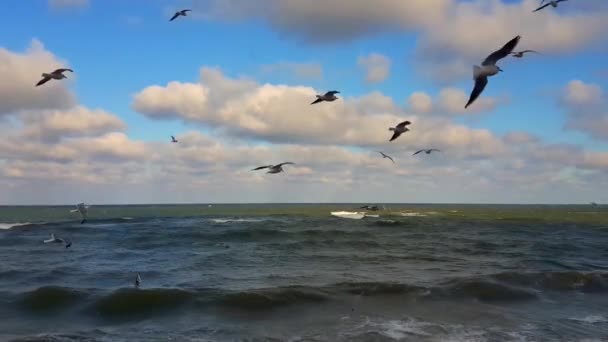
[376,151,395,163]
[170,9,191,21]
[43,234,72,248]
[251,162,295,174]
[465,35,520,109]
[389,121,411,142]
[311,91,340,105]
[135,273,141,288]
[35,68,73,87]
[70,203,89,224]
[511,50,540,58]
[171,136,178,143]
[533,0,568,12]
[413,149,441,156]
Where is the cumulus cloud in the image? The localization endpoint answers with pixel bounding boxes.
[0,39,75,116]
[357,53,391,84]
[260,62,323,80]
[49,0,89,9]
[562,80,608,140]
[407,88,500,115]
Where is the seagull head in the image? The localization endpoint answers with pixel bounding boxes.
[497,66,504,72]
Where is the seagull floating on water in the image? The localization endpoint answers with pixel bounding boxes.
[70,203,89,224]
[251,162,295,174]
[533,0,568,12]
[376,151,395,163]
[389,121,411,142]
[170,9,191,21]
[413,149,441,156]
[465,35,520,109]
[135,273,141,287]
[35,68,73,87]
[512,50,540,58]
[43,234,72,248]
[171,136,178,143]
[311,91,340,105]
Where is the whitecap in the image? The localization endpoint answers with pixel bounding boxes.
[400,212,427,217]
[210,218,264,224]
[0,222,32,230]
[568,315,608,324]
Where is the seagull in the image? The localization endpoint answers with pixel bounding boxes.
[311,91,340,105]
[135,273,141,288]
[171,136,178,143]
[35,68,73,87]
[70,203,89,224]
[358,205,380,211]
[512,50,540,58]
[376,151,395,163]
[170,9,191,21]
[43,234,72,248]
[251,162,295,174]
[389,121,411,142]
[465,35,520,109]
[413,149,441,156]
[533,0,568,12]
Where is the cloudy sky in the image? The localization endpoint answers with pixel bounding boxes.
[0,0,607,204]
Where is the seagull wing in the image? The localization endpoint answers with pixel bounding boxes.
[465,76,488,109]
[36,77,51,87]
[389,131,402,142]
[183,9,192,13]
[311,98,323,105]
[325,91,340,96]
[397,121,411,129]
[252,165,272,171]
[413,150,424,156]
[522,50,540,54]
[170,12,180,21]
[431,149,441,152]
[55,68,73,73]
[387,155,395,163]
[43,234,55,243]
[276,162,294,167]
[533,3,552,12]
[482,35,521,65]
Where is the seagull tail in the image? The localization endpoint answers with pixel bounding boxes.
[473,65,482,80]
[388,127,395,131]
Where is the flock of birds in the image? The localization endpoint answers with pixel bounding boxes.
[35,1,574,284]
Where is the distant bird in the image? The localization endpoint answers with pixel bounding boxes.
[358,205,380,211]
[413,149,441,156]
[311,91,340,105]
[389,121,411,142]
[43,234,71,248]
[35,68,73,87]
[465,35,520,109]
[512,50,540,58]
[251,162,295,174]
[533,0,568,12]
[376,151,395,163]
[171,136,178,143]
[70,203,89,224]
[170,9,191,21]
[135,273,141,288]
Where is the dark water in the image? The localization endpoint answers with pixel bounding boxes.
[1,204,608,341]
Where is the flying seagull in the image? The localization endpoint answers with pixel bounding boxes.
[43,234,72,248]
[171,136,178,143]
[35,68,73,87]
[251,162,295,174]
[389,121,412,142]
[311,91,340,105]
[465,35,520,109]
[135,273,141,288]
[376,151,395,163]
[170,9,191,21]
[70,203,89,224]
[413,149,441,156]
[533,0,568,12]
[512,50,540,58]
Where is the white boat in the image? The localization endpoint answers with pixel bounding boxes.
[331,211,366,220]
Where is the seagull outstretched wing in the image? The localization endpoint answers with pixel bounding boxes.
[465,77,488,109]
[36,77,51,87]
[533,3,552,12]
[483,35,521,66]
[252,165,272,171]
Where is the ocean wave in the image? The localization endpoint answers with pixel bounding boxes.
[210,218,265,224]
[18,286,89,312]
[0,222,33,230]
[92,288,194,317]
[568,315,608,324]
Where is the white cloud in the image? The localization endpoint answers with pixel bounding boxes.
[408,92,433,114]
[562,80,608,140]
[357,53,391,84]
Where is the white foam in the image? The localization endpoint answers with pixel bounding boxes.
[210,218,263,223]
[568,315,608,324]
[0,222,31,230]
[400,212,427,217]
[378,319,432,339]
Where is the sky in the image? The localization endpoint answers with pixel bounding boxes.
[0,0,607,205]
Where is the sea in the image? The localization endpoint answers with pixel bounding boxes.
[1,204,607,342]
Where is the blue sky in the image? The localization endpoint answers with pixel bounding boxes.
[0,0,607,204]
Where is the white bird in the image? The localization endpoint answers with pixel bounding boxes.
[512,50,540,58]
[43,234,72,248]
[534,0,568,12]
[70,203,89,224]
[171,135,178,143]
[465,35,520,109]
[311,91,340,105]
[170,9,191,21]
[251,162,295,174]
[389,121,411,142]
[413,149,441,156]
[135,273,141,288]
[376,151,395,163]
[35,68,73,87]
